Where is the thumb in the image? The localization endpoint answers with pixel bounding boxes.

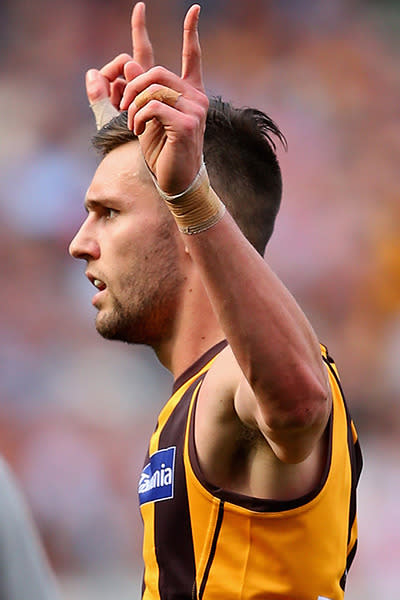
[86,69,119,130]
[86,69,109,104]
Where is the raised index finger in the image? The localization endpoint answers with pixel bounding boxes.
[181,4,204,91]
[131,2,154,71]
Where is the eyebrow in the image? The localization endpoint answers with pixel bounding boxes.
[84,198,110,213]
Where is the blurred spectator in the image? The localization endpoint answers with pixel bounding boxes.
[0,457,60,600]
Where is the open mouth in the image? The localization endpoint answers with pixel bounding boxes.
[88,275,108,307]
[86,272,107,294]
[93,278,106,291]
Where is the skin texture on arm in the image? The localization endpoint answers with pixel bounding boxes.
[185,210,331,464]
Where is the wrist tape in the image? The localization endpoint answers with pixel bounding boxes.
[89,97,119,130]
[153,162,226,235]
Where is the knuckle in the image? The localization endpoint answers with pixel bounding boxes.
[125,80,137,95]
[181,116,197,135]
[91,89,105,102]
[190,103,207,125]
[127,104,136,120]
[195,100,207,116]
[116,52,132,63]
[148,83,162,93]
[150,65,168,79]
[197,92,209,110]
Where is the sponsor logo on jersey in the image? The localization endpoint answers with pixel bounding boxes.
[138,446,176,506]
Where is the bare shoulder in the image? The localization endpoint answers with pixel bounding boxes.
[195,345,330,500]
[198,344,242,421]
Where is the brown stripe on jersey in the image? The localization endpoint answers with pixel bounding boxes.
[340,539,358,591]
[198,500,224,600]
[322,352,363,588]
[322,353,363,533]
[154,376,207,599]
[172,340,227,394]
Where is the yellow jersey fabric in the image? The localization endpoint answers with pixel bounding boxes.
[139,341,362,600]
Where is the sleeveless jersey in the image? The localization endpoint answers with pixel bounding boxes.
[138,341,362,600]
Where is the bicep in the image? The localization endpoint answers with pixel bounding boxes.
[234,366,332,464]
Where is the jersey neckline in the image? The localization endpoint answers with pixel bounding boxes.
[172,340,228,394]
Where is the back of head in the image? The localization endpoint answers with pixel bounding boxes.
[92,97,286,255]
[204,97,286,255]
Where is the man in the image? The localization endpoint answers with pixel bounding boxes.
[70,3,362,599]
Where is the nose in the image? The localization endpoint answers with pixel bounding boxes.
[69,219,100,261]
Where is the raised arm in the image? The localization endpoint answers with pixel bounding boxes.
[119,4,331,464]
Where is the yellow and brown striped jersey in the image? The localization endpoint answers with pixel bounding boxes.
[138,341,362,600]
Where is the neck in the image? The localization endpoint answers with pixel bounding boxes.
[153,271,224,379]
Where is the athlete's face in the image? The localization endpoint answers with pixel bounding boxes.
[69,141,185,345]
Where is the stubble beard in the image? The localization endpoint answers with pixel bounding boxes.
[95,293,139,343]
[94,213,185,347]
[95,256,184,348]
[95,291,172,346]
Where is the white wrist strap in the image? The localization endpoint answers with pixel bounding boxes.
[89,97,119,130]
[148,161,226,235]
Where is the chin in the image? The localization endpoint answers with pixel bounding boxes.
[95,310,140,344]
[95,312,121,341]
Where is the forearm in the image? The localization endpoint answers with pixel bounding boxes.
[183,209,329,429]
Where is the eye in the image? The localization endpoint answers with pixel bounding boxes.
[105,207,119,220]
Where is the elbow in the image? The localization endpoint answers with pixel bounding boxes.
[259,373,331,463]
[289,376,330,431]
[278,376,330,431]
[259,361,330,429]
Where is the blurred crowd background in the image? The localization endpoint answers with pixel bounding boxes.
[0,0,399,598]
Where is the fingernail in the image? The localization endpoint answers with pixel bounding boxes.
[86,69,98,82]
